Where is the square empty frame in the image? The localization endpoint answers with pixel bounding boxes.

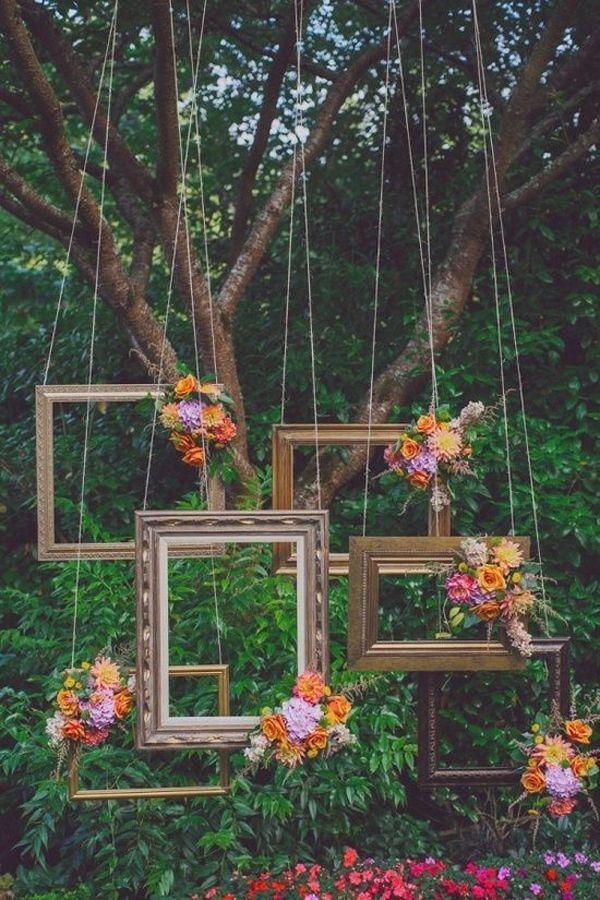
[272,423,421,574]
[417,638,571,787]
[69,666,231,801]
[347,536,531,671]
[36,384,225,560]
[136,510,329,749]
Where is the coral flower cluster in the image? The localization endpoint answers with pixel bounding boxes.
[46,656,134,757]
[244,671,356,769]
[518,715,597,819]
[159,373,236,469]
[384,402,486,510]
[444,537,540,656]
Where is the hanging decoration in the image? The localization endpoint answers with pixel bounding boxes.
[244,671,356,770]
[383,401,489,512]
[46,655,135,776]
[441,536,549,657]
[158,373,236,470]
[514,710,598,819]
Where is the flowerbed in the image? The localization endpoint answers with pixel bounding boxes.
[199,850,600,898]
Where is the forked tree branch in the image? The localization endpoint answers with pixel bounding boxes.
[219,0,426,316]
[229,1,299,261]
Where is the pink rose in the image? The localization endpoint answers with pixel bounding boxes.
[445,572,478,603]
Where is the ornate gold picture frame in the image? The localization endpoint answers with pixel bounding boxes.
[347,536,530,671]
[416,638,571,787]
[36,384,225,560]
[69,666,231,800]
[272,423,429,575]
[135,510,329,749]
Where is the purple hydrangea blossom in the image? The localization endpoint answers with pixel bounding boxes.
[177,400,204,432]
[82,690,116,729]
[281,697,322,742]
[545,765,582,799]
[406,449,438,475]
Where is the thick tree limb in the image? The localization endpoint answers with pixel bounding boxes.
[504,118,600,210]
[20,0,154,203]
[295,0,581,506]
[0,155,86,240]
[219,0,426,316]
[150,0,181,199]
[229,2,299,261]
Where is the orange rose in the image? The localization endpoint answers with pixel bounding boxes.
[521,767,545,794]
[262,714,288,744]
[476,564,506,593]
[400,438,420,460]
[326,695,351,724]
[62,719,86,741]
[170,432,195,453]
[572,755,596,778]
[174,374,198,398]
[182,446,206,467]
[114,689,134,719]
[408,470,431,489]
[305,727,329,756]
[564,719,593,745]
[57,689,79,717]
[416,414,436,435]
[474,600,501,621]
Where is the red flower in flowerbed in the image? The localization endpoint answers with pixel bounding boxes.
[200,849,600,898]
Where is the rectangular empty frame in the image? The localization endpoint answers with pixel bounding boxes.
[272,423,435,575]
[417,638,571,788]
[69,666,231,800]
[36,384,225,560]
[136,510,329,749]
[347,536,531,671]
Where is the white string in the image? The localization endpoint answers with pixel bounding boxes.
[42,12,118,385]
[417,0,438,410]
[294,0,321,508]
[185,0,223,666]
[362,4,392,536]
[71,1,119,668]
[471,0,547,607]
[280,141,298,424]
[471,1,515,536]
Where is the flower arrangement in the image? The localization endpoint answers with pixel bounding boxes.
[244,671,356,770]
[46,655,134,770]
[158,373,236,469]
[443,536,542,657]
[516,711,598,820]
[383,401,487,510]
[200,850,600,899]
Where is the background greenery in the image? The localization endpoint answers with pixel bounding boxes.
[0,0,598,896]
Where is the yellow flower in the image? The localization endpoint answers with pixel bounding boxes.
[81,661,91,671]
[64,676,76,689]
[528,809,539,817]
[512,572,522,584]
[492,538,524,573]
[534,735,544,745]
[458,562,468,573]
[531,724,540,733]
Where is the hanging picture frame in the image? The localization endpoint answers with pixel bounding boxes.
[36,384,225,560]
[272,423,445,575]
[135,510,329,749]
[346,536,531,671]
[69,665,231,800]
[416,638,571,788]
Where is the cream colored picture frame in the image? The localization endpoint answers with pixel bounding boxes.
[135,510,329,749]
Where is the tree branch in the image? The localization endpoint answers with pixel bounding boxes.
[229,2,299,261]
[0,154,86,240]
[503,117,600,210]
[219,0,425,316]
[150,0,180,198]
[112,63,155,125]
[20,0,155,203]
